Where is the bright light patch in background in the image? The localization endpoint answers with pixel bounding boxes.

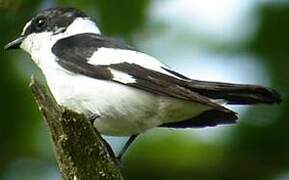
[168,52,270,85]
[275,171,289,180]
[150,0,257,43]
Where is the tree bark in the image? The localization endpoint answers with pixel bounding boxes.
[30,77,123,180]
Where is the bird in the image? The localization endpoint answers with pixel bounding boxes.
[5,7,281,159]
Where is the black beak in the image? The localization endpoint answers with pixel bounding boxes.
[4,36,26,50]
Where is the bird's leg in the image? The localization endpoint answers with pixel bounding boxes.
[88,114,138,161]
[117,134,139,160]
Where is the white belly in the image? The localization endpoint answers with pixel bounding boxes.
[41,63,208,136]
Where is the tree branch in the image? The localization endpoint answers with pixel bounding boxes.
[30,76,123,180]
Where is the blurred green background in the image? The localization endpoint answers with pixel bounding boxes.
[0,0,288,179]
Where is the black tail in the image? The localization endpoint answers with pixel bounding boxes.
[161,81,282,129]
[184,80,282,105]
[161,79,281,129]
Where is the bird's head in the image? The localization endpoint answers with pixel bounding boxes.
[4,7,101,53]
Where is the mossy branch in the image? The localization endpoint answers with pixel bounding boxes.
[30,76,123,180]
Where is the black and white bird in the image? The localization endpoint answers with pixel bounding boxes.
[5,7,281,158]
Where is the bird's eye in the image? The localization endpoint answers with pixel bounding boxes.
[35,17,47,31]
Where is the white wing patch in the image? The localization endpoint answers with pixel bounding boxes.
[109,68,136,84]
[88,48,184,79]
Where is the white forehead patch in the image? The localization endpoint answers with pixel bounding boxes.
[21,20,32,35]
[65,17,101,36]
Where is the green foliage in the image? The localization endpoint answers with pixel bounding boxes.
[0,0,42,176]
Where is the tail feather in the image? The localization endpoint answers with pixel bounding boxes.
[161,78,281,129]
[184,80,282,105]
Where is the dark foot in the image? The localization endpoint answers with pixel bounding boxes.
[88,114,100,125]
